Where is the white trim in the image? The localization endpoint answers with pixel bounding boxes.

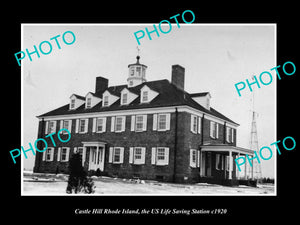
[38,105,239,128]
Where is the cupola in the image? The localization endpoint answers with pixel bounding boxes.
[127,55,147,87]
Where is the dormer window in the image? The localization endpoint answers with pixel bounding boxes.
[86,98,91,108]
[140,85,158,104]
[70,99,75,109]
[142,91,148,102]
[122,93,128,105]
[103,96,109,106]
[69,94,85,110]
[84,92,101,109]
[102,90,119,107]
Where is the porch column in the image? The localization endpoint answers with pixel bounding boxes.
[229,150,232,179]
[96,146,99,166]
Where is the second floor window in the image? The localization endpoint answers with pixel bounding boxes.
[115,117,123,132]
[158,114,167,130]
[79,119,86,133]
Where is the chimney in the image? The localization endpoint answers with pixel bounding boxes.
[171,65,185,91]
[95,76,108,93]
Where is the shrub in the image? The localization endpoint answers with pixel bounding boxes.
[66,153,95,194]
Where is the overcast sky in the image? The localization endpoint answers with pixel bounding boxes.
[22,24,276,178]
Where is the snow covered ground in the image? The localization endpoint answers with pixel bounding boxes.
[22,171,275,196]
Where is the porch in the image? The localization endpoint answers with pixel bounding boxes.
[82,141,106,172]
[199,145,256,186]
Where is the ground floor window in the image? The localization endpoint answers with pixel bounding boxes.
[151,147,169,165]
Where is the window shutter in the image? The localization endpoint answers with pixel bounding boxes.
[197,150,200,168]
[164,148,169,165]
[141,147,146,164]
[68,120,72,133]
[166,113,171,130]
[92,118,97,132]
[50,148,54,161]
[153,114,157,130]
[52,121,57,133]
[131,115,135,131]
[231,128,234,143]
[111,117,115,132]
[57,147,61,161]
[151,147,156,164]
[142,115,147,131]
[216,123,219,139]
[129,147,134,164]
[84,119,89,133]
[42,150,46,161]
[82,147,86,166]
[102,117,107,132]
[45,121,49,134]
[109,147,113,163]
[210,122,214,138]
[198,117,201,134]
[121,116,126,132]
[119,147,124,163]
[66,147,70,161]
[60,120,63,132]
[75,119,79,133]
[190,115,194,133]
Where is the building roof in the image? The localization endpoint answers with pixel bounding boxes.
[38,79,238,125]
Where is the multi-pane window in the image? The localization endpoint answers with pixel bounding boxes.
[210,121,219,139]
[158,114,167,130]
[70,99,75,109]
[130,68,135,76]
[113,148,121,163]
[61,148,68,161]
[142,91,148,102]
[136,67,141,76]
[135,115,144,131]
[226,127,234,143]
[115,117,123,132]
[134,147,142,160]
[96,118,104,132]
[48,121,56,134]
[79,119,86,133]
[103,95,109,106]
[122,93,128,105]
[190,115,197,133]
[46,148,52,161]
[86,98,91,108]
[157,148,166,161]
[190,149,200,168]
[151,147,169,165]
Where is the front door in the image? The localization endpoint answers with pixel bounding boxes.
[88,146,105,171]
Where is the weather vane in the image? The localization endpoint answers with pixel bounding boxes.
[136,46,140,56]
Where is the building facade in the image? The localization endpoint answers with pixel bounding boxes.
[33,56,254,184]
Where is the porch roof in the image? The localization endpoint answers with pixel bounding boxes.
[82,141,106,147]
[200,144,254,156]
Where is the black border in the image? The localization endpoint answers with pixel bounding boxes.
[4,3,298,221]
